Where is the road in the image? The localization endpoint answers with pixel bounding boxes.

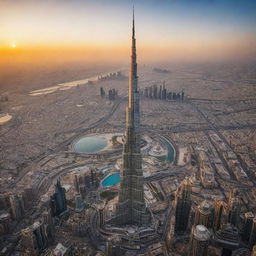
[8,97,122,190]
[189,101,256,187]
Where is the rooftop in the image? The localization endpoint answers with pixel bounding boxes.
[194,225,211,241]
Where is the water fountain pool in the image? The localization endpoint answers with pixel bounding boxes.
[74,136,108,153]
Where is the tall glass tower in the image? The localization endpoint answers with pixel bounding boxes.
[116,9,150,226]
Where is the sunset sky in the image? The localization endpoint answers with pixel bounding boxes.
[1,0,256,62]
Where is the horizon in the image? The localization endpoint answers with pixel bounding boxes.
[1,0,256,63]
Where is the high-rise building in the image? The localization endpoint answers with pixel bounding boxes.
[9,194,25,221]
[153,84,158,99]
[166,216,175,249]
[23,186,34,208]
[213,200,224,231]
[194,200,213,228]
[106,240,113,256]
[75,193,85,213]
[99,206,105,228]
[73,170,96,198]
[162,81,166,100]
[105,237,122,256]
[116,9,150,227]
[174,178,192,234]
[50,179,67,217]
[21,227,39,256]
[21,214,55,256]
[242,212,254,242]
[100,87,105,98]
[145,87,149,98]
[181,90,185,101]
[228,194,240,226]
[42,209,55,244]
[188,225,211,256]
[31,220,47,251]
[149,86,153,99]
[158,85,162,99]
[249,217,256,248]
[90,168,96,187]
[0,212,11,235]
[214,223,240,256]
[73,174,87,198]
[74,175,80,193]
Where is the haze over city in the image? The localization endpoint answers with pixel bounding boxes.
[0,1,256,256]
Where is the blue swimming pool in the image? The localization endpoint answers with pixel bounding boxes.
[74,136,108,153]
[101,173,120,187]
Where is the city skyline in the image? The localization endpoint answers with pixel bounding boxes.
[0,1,256,256]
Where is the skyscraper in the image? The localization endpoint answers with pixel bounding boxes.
[116,9,150,226]
[99,207,105,228]
[21,217,54,256]
[106,240,114,256]
[75,193,85,213]
[242,212,254,242]
[9,194,25,221]
[194,200,213,228]
[50,179,67,217]
[213,200,224,231]
[228,195,240,226]
[188,225,211,256]
[31,221,47,251]
[174,178,192,234]
[0,212,11,235]
[214,223,240,256]
[21,227,39,256]
[42,209,55,244]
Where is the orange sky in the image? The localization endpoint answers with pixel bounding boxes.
[1,0,256,63]
[1,35,256,65]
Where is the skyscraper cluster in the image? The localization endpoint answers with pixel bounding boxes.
[141,82,185,101]
[17,180,66,255]
[100,87,118,101]
[21,209,55,256]
[173,181,256,256]
[98,71,124,81]
[73,168,97,197]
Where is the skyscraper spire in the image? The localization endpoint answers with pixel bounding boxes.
[132,5,135,39]
[128,5,137,109]
[115,8,150,227]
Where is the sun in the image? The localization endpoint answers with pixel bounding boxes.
[10,43,16,48]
